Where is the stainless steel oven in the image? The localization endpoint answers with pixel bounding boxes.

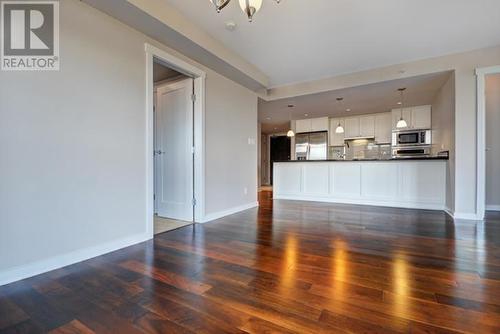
[392,146,432,158]
[392,129,431,147]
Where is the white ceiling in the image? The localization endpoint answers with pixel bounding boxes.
[164,0,500,87]
[259,71,452,134]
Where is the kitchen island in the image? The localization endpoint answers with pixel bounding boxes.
[273,158,449,210]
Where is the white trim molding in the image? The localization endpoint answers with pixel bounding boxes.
[453,212,483,221]
[0,233,150,287]
[201,202,259,223]
[444,208,483,220]
[486,205,500,212]
[475,65,500,221]
[145,43,206,235]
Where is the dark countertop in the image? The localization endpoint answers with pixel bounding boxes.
[274,156,449,163]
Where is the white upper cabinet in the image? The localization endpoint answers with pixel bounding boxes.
[359,116,375,137]
[329,118,345,146]
[411,105,432,130]
[311,117,329,132]
[295,117,329,134]
[344,117,360,138]
[375,112,392,144]
[295,119,312,133]
[343,116,375,139]
[392,105,431,130]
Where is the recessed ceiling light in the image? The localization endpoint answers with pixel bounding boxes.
[266,117,271,120]
[346,109,351,112]
[397,102,402,105]
[274,127,278,130]
[304,114,309,116]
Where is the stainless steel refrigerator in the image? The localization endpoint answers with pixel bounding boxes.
[295,131,328,160]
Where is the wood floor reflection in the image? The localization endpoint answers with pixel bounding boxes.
[1,190,500,333]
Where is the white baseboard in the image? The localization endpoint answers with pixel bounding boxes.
[444,207,455,219]
[453,212,482,220]
[201,202,259,223]
[486,205,500,211]
[0,232,151,287]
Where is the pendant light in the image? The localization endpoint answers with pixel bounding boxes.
[239,0,263,22]
[396,88,408,129]
[287,104,295,137]
[209,0,231,12]
[335,98,345,134]
[210,0,280,22]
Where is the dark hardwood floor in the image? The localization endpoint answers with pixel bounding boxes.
[2,191,500,333]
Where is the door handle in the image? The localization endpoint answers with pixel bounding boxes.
[154,150,165,156]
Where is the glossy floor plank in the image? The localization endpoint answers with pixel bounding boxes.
[2,191,500,333]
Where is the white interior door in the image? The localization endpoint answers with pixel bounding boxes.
[155,78,194,222]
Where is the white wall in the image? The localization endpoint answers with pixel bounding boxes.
[431,73,456,211]
[486,74,500,209]
[204,75,258,214]
[0,0,257,284]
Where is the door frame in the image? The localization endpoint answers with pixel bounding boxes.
[475,65,500,220]
[145,43,206,238]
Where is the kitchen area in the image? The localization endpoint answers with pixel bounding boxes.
[260,71,454,211]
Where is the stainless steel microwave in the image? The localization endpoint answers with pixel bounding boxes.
[392,129,431,147]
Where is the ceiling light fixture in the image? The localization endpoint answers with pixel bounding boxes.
[225,20,237,31]
[335,98,345,134]
[210,0,281,22]
[396,88,408,129]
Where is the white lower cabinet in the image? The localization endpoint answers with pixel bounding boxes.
[274,161,447,210]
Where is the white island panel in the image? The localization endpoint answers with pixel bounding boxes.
[275,163,302,194]
[361,163,399,200]
[274,160,447,210]
[331,164,361,198]
[303,163,330,196]
[399,161,446,204]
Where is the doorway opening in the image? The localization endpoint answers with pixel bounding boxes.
[269,135,291,185]
[476,65,500,220]
[153,61,193,234]
[145,44,206,238]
